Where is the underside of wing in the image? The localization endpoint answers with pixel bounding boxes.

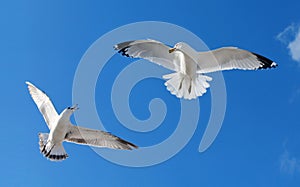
[114,39,178,71]
[65,126,138,150]
[26,81,58,129]
[197,47,277,73]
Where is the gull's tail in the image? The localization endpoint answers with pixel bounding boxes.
[39,133,68,161]
[163,72,212,100]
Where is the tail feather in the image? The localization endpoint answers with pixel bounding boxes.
[38,133,68,161]
[163,72,212,100]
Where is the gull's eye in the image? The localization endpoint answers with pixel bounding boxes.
[67,107,71,109]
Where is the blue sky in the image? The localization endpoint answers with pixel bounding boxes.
[1,0,300,186]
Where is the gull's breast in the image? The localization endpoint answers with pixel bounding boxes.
[184,55,198,78]
[49,117,70,143]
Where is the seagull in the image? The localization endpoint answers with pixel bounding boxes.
[26,81,138,161]
[114,39,277,100]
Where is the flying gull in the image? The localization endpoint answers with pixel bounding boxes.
[26,81,138,161]
[114,39,277,99]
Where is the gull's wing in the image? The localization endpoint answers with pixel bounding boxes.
[197,47,277,73]
[25,81,58,129]
[65,126,138,150]
[114,39,178,71]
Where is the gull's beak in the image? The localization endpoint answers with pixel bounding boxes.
[70,104,79,111]
[169,48,176,53]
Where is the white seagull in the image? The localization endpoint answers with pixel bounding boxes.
[26,81,138,161]
[114,39,277,100]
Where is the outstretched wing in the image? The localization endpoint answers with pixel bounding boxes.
[65,126,138,150]
[26,81,58,129]
[197,47,277,73]
[114,39,178,71]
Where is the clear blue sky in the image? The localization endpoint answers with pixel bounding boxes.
[1,0,300,186]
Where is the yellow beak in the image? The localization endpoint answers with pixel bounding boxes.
[169,48,176,53]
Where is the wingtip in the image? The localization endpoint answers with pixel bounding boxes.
[25,81,31,85]
[113,42,130,57]
[251,52,278,70]
[271,62,278,67]
[129,142,139,149]
[118,47,131,57]
[113,44,119,50]
[25,81,37,88]
[117,137,138,150]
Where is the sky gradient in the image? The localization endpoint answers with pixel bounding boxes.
[1,0,300,186]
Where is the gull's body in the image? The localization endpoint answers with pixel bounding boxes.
[26,81,137,161]
[49,110,70,145]
[114,39,277,99]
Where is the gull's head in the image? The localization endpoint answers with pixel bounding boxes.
[61,104,79,118]
[67,104,79,112]
[169,42,184,53]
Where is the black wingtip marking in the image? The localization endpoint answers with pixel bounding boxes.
[117,138,138,149]
[251,52,278,69]
[117,46,131,58]
[114,45,133,58]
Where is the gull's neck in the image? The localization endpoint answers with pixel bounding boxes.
[59,109,73,122]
